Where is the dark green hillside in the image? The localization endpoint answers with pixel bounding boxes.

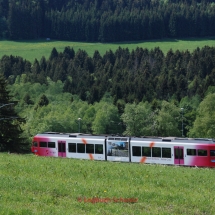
[1,0,215,42]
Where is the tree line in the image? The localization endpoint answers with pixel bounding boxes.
[1,0,215,41]
[1,45,215,105]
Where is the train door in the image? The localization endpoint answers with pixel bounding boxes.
[58,141,66,157]
[174,146,184,165]
[209,146,215,167]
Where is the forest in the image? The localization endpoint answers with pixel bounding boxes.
[1,46,215,104]
[0,0,215,151]
[0,45,215,151]
[0,0,215,41]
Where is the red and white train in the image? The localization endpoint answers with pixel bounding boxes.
[31,132,215,167]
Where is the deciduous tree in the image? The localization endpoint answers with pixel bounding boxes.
[189,93,215,138]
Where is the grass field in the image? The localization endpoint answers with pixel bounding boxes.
[0,153,215,215]
[0,37,215,62]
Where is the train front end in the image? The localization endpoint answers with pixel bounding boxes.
[31,134,58,157]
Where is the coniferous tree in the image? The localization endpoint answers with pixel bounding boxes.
[38,94,49,107]
[0,74,27,152]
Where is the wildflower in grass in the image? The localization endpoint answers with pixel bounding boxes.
[104,190,107,192]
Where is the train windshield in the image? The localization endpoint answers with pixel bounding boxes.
[33,142,38,147]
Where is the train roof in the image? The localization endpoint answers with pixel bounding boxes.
[35,132,128,140]
[130,136,215,144]
[35,132,106,139]
[35,132,215,144]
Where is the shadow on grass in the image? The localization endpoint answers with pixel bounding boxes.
[0,39,60,43]
[109,36,215,45]
[2,36,215,45]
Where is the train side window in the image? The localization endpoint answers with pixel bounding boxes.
[152,147,161,157]
[86,144,94,154]
[187,149,196,156]
[77,143,85,153]
[132,146,141,156]
[48,142,55,148]
[162,148,171,158]
[68,143,76,153]
[142,147,151,157]
[95,144,103,154]
[40,142,47,147]
[210,150,215,156]
[33,142,38,147]
[197,149,207,156]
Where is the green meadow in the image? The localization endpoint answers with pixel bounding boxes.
[0,153,215,215]
[0,37,215,62]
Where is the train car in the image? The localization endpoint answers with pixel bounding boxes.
[31,132,215,167]
[32,132,106,160]
[130,137,215,167]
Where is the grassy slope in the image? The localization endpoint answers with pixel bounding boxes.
[1,153,215,215]
[0,37,215,62]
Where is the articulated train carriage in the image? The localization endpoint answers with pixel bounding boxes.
[31,132,215,167]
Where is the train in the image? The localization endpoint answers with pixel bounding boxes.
[31,132,215,167]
